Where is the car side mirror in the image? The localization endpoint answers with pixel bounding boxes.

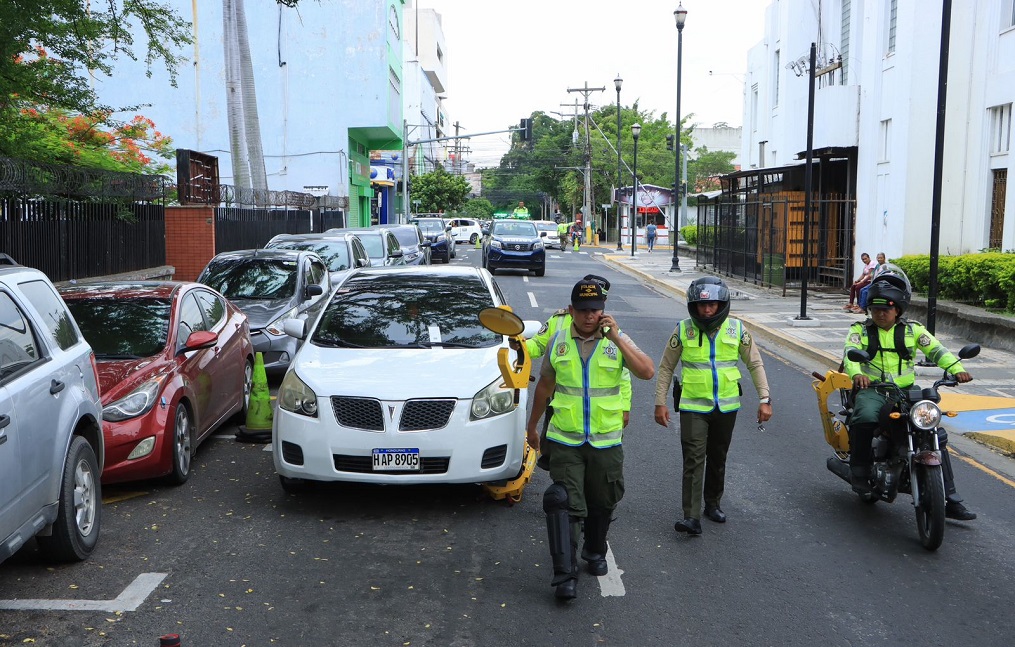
[179,330,218,355]
[283,318,306,340]
[356,257,370,267]
[390,249,403,257]
[421,240,432,248]
[304,284,324,300]
[539,231,547,237]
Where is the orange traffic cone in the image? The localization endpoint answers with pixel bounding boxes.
[235,352,273,443]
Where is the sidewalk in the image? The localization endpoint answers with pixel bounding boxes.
[590,243,1015,457]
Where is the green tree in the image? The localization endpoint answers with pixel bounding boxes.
[688,147,736,195]
[0,1,191,159]
[412,167,471,212]
[462,198,495,219]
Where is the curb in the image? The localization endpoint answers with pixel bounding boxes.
[966,431,1015,457]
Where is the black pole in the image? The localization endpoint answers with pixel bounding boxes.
[670,20,684,272]
[632,130,639,256]
[797,42,816,321]
[616,77,624,250]
[927,0,952,335]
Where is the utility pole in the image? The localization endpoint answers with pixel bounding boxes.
[568,82,605,229]
[453,121,462,175]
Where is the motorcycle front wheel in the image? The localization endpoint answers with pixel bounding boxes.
[914,464,946,551]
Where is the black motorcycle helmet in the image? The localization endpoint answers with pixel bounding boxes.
[686,276,731,332]
[866,264,912,315]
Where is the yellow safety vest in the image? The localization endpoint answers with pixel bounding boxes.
[546,331,626,448]
[678,317,743,413]
[843,320,962,388]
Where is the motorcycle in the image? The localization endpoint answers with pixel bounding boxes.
[811,343,980,551]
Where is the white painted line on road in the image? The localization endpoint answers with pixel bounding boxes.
[0,572,167,612]
[598,547,625,597]
[528,292,538,308]
[523,275,529,283]
[264,444,273,452]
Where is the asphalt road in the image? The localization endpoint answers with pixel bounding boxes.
[2,246,1014,646]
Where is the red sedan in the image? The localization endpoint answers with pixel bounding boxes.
[60,282,254,485]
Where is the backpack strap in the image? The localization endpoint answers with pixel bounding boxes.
[865,320,913,373]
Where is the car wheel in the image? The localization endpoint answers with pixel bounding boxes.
[469,233,479,245]
[168,403,193,485]
[232,358,254,423]
[534,266,545,277]
[279,474,310,494]
[36,436,101,562]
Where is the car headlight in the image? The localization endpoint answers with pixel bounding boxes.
[278,370,318,418]
[909,400,942,431]
[533,240,544,250]
[265,306,300,336]
[470,378,516,421]
[436,233,447,242]
[490,240,502,249]
[103,377,165,422]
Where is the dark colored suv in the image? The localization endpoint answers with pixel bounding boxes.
[410,216,456,263]
[482,220,546,276]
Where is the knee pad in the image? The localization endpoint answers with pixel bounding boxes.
[543,482,569,514]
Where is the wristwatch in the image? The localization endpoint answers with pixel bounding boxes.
[759,397,772,405]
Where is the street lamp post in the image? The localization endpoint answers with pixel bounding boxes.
[615,74,624,251]
[631,123,641,257]
[670,3,687,273]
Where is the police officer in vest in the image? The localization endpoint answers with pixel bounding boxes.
[527,278,655,600]
[843,266,976,520]
[525,275,632,471]
[654,277,773,536]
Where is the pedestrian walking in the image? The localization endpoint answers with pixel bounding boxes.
[646,222,658,252]
[527,278,655,600]
[653,277,772,536]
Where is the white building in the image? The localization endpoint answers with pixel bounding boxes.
[404,2,451,175]
[741,0,1014,266]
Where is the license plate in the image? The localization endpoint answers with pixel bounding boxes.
[372,448,420,471]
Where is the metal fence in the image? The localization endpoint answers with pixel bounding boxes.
[214,208,314,253]
[695,194,854,292]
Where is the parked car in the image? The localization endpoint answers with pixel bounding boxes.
[272,265,539,492]
[533,219,562,250]
[326,228,406,268]
[1,258,104,564]
[197,249,330,373]
[482,219,546,276]
[448,218,483,245]
[370,223,431,265]
[265,232,371,286]
[409,216,456,263]
[60,281,254,485]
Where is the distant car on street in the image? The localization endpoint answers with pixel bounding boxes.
[197,249,330,373]
[409,216,456,263]
[1,259,104,565]
[61,281,254,485]
[326,228,406,268]
[448,218,483,245]
[482,219,546,276]
[370,224,431,266]
[265,232,371,287]
[533,220,562,250]
[272,265,540,492]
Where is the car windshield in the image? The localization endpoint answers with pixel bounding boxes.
[353,232,385,258]
[200,258,297,300]
[413,220,444,234]
[534,222,557,233]
[66,298,171,359]
[493,222,537,237]
[386,228,419,247]
[312,273,499,349]
[266,240,351,272]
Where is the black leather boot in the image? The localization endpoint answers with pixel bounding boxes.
[581,511,610,576]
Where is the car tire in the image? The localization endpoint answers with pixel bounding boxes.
[232,358,254,424]
[36,436,101,562]
[168,402,193,485]
[534,266,545,277]
[279,474,310,494]
[469,233,479,245]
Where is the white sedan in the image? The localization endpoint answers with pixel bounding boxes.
[272,265,539,490]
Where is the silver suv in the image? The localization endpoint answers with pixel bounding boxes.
[0,258,104,564]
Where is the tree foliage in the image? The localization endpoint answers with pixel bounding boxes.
[411,167,472,213]
[0,1,191,161]
[462,198,495,219]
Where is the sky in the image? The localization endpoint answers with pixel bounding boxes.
[414,0,770,167]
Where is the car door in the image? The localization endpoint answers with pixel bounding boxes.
[192,288,236,431]
[175,291,217,429]
[0,290,35,540]
[299,257,329,321]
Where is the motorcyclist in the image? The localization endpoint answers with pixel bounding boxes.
[842,265,976,520]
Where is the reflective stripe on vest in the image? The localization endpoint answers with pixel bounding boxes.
[678,318,743,413]
[546,331,626,448]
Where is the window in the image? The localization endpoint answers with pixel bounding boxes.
[887,0,898,54]
[194,290,226,328]
[990,103,1012,154]
[879,119,892,162]
[772,50,780,108]
[177,293,207,343]
[751,84,759,133]
[1006,0,1015,29]
[0,292,40,376]
[18,279,78,351]
[841,0,851,82]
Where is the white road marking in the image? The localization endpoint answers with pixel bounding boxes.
[528,292,538,308]
[597,546,625,597]
[0,572,168,612]
[264,443,273,452]
[523,275,529,283]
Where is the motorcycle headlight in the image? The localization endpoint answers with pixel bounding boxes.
[103,377,165,422]
[470,377,515,421]
[265,306,300,336]
[490,240,503,249]
[909,400,942,431]
[278,370,318,418]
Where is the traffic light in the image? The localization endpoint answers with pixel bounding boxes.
[666,134,675,151]
[519,118,533,141]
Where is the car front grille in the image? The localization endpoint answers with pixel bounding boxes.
[331,397,384,431]
[507,243,531,251]
[333,455,450,474]
[481,444,507,469]
[400,399,456,431]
